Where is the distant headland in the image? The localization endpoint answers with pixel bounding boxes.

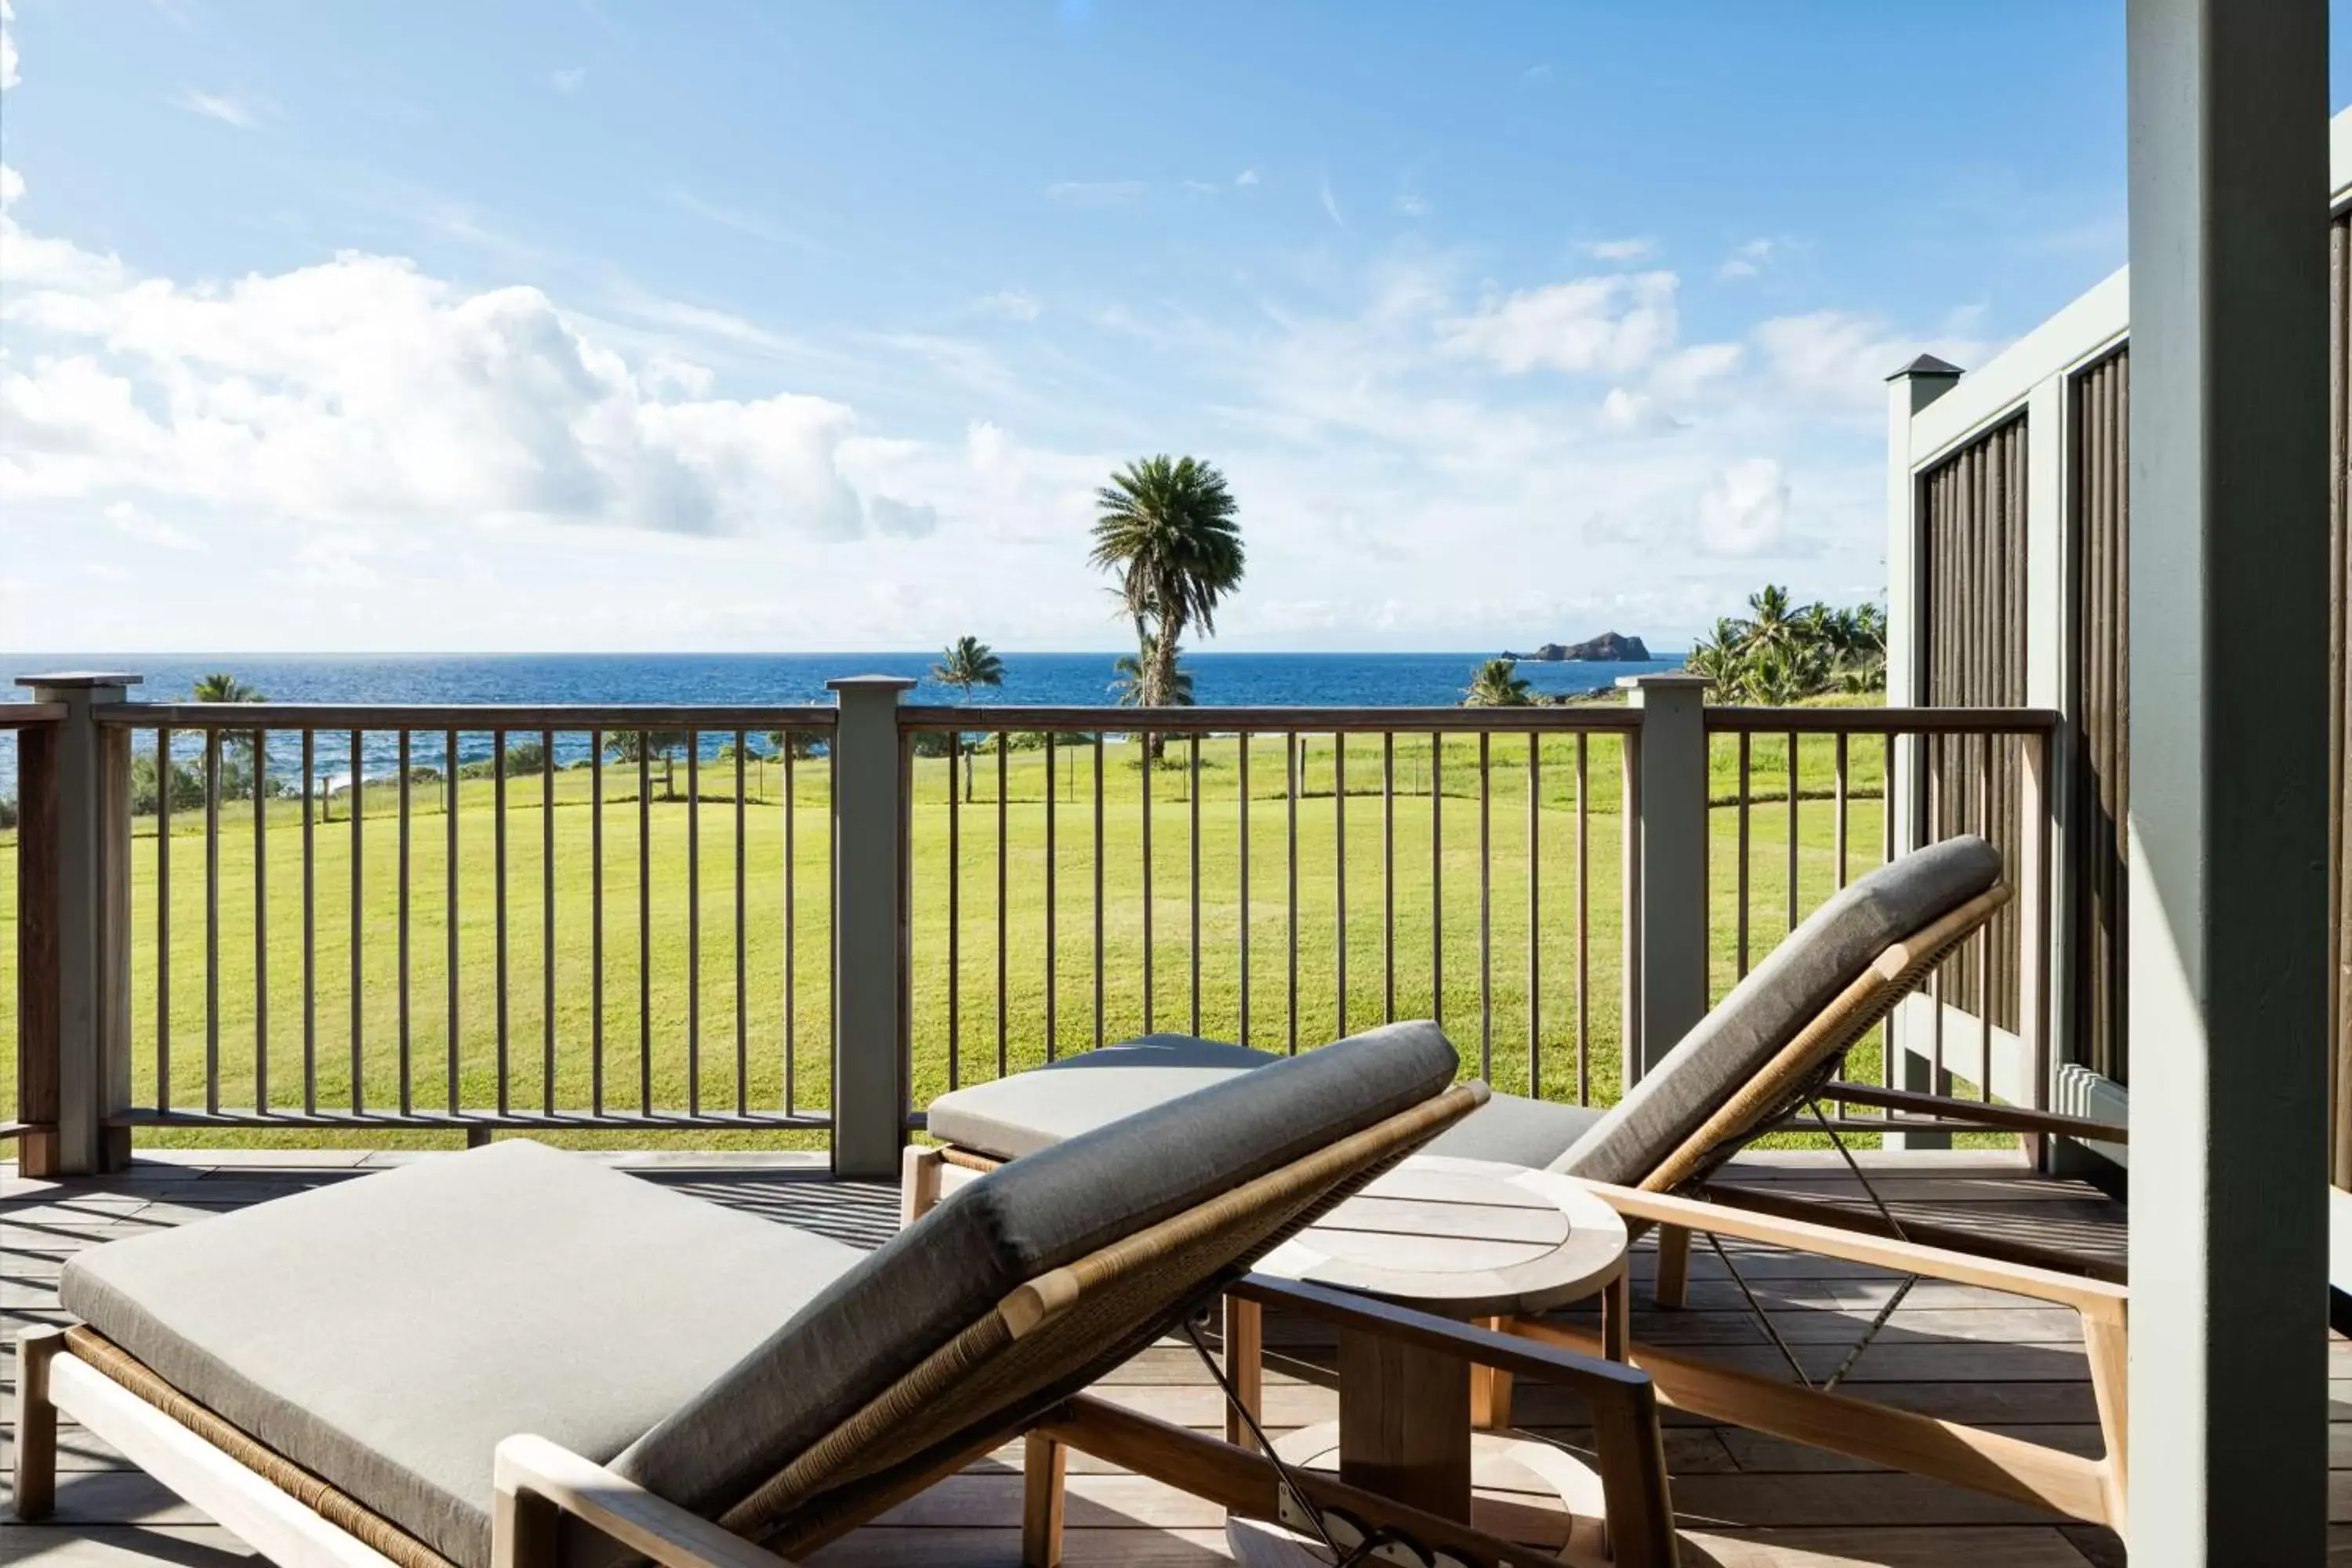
[1498,631,1653,662]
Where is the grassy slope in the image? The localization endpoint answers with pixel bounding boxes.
[0,720,1951,1151]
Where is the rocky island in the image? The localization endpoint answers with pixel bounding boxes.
[1501,631,1652,662]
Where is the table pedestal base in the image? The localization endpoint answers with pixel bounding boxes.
[1271,1420,1613,1560]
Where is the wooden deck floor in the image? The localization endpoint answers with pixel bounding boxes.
[0,1146,2181,1566]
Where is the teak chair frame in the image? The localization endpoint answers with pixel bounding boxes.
[12,1081,1685,1568]
[907,880,2135,1539]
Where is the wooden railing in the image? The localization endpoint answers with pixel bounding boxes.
[3,671,2065,1178]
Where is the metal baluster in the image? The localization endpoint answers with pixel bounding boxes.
[996,736,1008,1076]
[1431,731,1443,1029]
[1834,732,1850,891]
[688,735,701,1116]
[591,730,604,1116]
[350,729,365,1115]
[1527,731,1540,1098]
[1240,733,1252,1044]
[783,735,797,1109]
[1044,735,1057,1062]
[1334,733,1347,1040]
[495,729,509,1116]
[443,731,456,1115]
[1093,733,1105,1050]
[948,726,960,1089]
[1382,731,1396,1022]
[1142,729,1154,1033]
[1478,731,1492,1079]
[543,729,557,1117]
[1189,733,1202,1037]
[1787,731,1800,936]
[1882,734,1895,864]
[1286,731,1298,1053]
[255,728,269,1115]
[158,728,172,1112]
[1736,731,1751,979]
[1978,732,1994,1103]
[639,739,651,1114]
[205,729,220,1114]
[735,732,748,1114]
[396,731,409,1116]
[1576,732,1589,1106]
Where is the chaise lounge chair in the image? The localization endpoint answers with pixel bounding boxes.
[13,1025,1682,1568]
[905,835,2136,1536]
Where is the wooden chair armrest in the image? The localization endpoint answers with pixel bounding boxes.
[1230,1275,1653,1396]
[1570,1182,2129,1320]
[493,1436,796,1568]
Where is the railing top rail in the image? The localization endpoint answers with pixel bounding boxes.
[1702,704,2060,735]
[96,702,841,731]
[895,703,1643,733]
[0,702,68,729]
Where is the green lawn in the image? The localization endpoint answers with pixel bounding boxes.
[0,726,1951,1151]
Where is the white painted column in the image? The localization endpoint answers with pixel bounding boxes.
[1619,674,1711,1079]
[2126,0,2331,1555]
[1883,359,1961,1149]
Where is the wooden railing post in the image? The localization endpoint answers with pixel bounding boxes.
[827,675,916,1179]
[1618,675,1711,1080]
[18,673,140,1176]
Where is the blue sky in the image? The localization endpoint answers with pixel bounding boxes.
[2,2,2342,652]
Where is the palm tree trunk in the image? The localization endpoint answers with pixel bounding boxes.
[1146,623,1181,762]
[964,743,975,804]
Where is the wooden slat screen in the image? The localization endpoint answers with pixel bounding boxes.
[2071,350,2130,1087]
[1921,416,2027,1034]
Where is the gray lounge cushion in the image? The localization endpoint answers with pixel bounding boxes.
[617,1018,1459,1520]
[1423,1091,1607,1167]
[1552,833,2001,1185]
[926,1033,1280,1159]
[59,1141,867,1568]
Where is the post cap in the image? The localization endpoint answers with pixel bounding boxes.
[16,672,143,689]
[1614,673,1711,690]
[824,675,920,694]
[1886,353,1963,382]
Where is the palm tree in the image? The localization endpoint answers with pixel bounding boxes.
[1463,657,1533,708]
[1684,619,1749,696]
[191,671,267,799]
[1090,456,1244,742]
[1741,585,1800,658]
[1111,639,1196,706]
[931,635,1005,801]
[606,731,689,800]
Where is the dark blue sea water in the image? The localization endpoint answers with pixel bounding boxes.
[0,652,1684,795]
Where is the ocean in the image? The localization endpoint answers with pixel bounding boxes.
[0,651,1686,794]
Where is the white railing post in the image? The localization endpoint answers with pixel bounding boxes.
[18,673,140,1176]
[826,675,916,1179]
[1619,674,1711,1080]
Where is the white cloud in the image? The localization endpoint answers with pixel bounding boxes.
[0,163,21,210]
[1441,271,1679,376]
[1648,341,1744,401]
[1396,190,1431,220]
[665,189,819,252]
[172,89,264,129]
[1717,238,1775,281]
[103,500,204,552]
[1234,169,1260,187]
[1,0,18,92]
[1519,64,1554,87]
[1045,180,1145,206]
[1600,387,1671,434]
[551,66,588,92]
[0,240,884,539]
[1581,237,1657,263]
[1697,458,1791,556]
[1751,310,1984,412]
[974,289,1041,321]
[1319,176,1344,227]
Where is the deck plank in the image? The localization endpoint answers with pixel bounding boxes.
[0,1151,2151,1566]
